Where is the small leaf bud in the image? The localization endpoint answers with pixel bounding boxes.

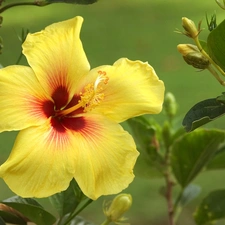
[104,193,132,223]
[177,44,210,69]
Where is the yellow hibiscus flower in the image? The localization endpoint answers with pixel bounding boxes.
[0,16,164,200]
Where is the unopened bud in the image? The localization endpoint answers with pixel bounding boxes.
[104,193,132,223]
[164,92,177,120]
[177,44,198,56]
[177,44,209,69]
[216,0,225,10]
[182,17,199,38]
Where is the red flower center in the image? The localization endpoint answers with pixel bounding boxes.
[42,86,85,133]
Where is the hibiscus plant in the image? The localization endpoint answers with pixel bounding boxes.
[0,1,225,225]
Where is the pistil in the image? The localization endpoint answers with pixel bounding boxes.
[56,101,84,116]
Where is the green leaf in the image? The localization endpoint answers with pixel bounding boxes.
[127,117,164,178]
[183,98,225,132]
[206,13,217,31]
[207,145,225,170]
[179,184,202,207]
[0,209,26,225]
[170,129,225,188]
[2,197,56,225]
[3,196,42,208]
[49,179,84,218]
[0,217,6,225]
[194,190,225,225]
[207,19,225,71]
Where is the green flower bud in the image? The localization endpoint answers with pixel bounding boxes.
[164,92,177,120]
[104,193,132,223]
[177,44,210,69]
[182,17,199,38]
[216,0,225,10]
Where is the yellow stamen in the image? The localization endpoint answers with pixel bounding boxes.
[57,72,109,116]
[81,72,109,112]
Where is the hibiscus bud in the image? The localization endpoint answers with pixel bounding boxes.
[164,92,177,120]
[104,193,132,222]
[177,44,210,69]
[182,17,199,38]
[216,0,225,9]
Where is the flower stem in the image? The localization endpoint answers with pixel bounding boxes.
[63,199,93,225]
[194,36,225,78]
[207,65,225,86]
[164,162,175,225]
[163,122,175,225]
[172,190,183,224]
[0,1,48,14]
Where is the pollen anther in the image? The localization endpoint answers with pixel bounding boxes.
[80,73,109,112]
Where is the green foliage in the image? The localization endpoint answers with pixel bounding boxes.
[194,190,225,225]
[49,179,84,218]
[0,180,93,224]
[0,209,26,225]
[182,97,225,132]
[179,184,202,208]
[170,129,225,188]
[0,217,6,225]
[59,215,95,225]
[207,145,225,170]
[1,196,56,225]
[208,19,225,71]
[206,13,217,31]
[127,117,165,178]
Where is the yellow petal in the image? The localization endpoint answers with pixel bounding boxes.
[23,16,90,101]
[82,58,165,123]
[72,114,139,200]
[0,119,76,198]
[0,114,138,199]
[0,65,51,132]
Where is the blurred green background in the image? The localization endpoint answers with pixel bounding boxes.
[1,0,225,224]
